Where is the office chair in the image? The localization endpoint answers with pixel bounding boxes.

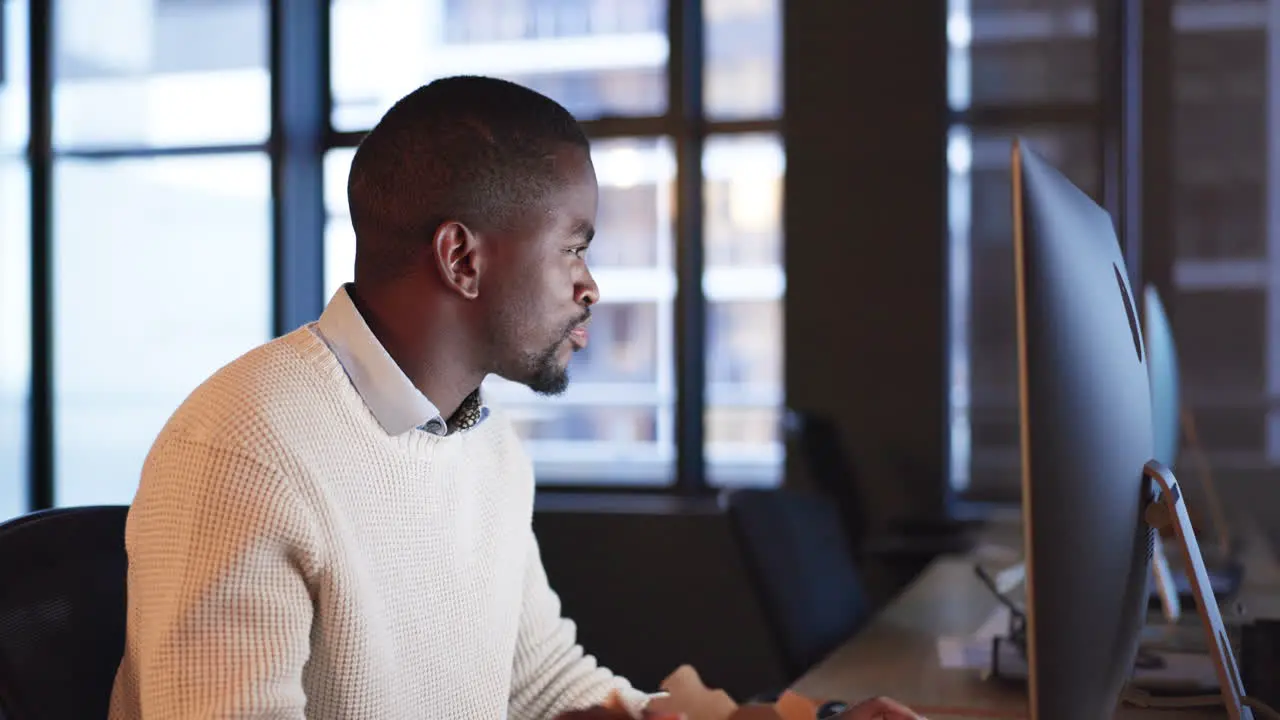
[789,410,978,556]
[725,488,871,683]
[0,505,130,720]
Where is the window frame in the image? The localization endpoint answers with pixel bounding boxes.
[17,0,784,511]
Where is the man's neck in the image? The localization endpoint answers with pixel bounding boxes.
[347,283,484,419]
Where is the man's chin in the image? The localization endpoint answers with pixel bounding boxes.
[528,373,570,397]
[498,366,570,397]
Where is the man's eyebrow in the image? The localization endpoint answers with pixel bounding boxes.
[573,221,595,243]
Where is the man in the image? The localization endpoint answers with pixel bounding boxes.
[108,75,920,720]
[109,74,649,720]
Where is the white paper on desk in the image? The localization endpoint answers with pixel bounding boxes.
[936,607,1011,670]
[936,635,994,670]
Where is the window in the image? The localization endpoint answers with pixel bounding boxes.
[953,0,1096,109]
[327,0,783,489]
[704,133,784,487]
[949,0,1280,499]
[330,0,669,131]
[9,0,781,515]
[1168,1,1277,478]
[704,0,780,119]
[46,0,273,507]
[53,0,269,149]
[322,149,356,301]
[0,0,30,520]
[53,155,272,506]
[946,0,1100,496]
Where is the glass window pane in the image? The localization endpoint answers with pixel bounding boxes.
[323,148,357,300]
[947,125,1096,495]
[330,0,669,131]
[703,133,784,487]
[1,0,29,155]
[0,0,29,521]
[704,0,780,120]
[53,0,269,149]
[324,138,676,485]
[1168,7,1275,474]
[1173,19,1265,262]
[54,154,273,506]
[0,158,27,522]
[0,0,28,517]
[948,0,1097,110]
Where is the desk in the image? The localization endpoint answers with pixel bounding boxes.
[791,519,1280,720]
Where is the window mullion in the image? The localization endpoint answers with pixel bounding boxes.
[670,0,708,494]
[271,0,328,334]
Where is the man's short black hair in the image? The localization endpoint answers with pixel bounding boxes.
[348,75,590,282]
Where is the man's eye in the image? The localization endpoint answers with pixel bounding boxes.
[572,246,588,258]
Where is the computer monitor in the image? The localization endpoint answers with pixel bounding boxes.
[1144,285,1180,470]
[1011,138,1251,719]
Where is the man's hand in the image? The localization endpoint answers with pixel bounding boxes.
[838,696,925,719]
[553,708,684,720]
[551,693,923,720]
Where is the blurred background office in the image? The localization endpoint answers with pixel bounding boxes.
[1,0,1278,700]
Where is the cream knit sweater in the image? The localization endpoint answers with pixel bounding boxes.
[108,326,647,719]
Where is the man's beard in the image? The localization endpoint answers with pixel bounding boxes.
[523,341,571,396]
[520,311,590,396]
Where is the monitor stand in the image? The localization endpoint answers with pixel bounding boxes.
[1144,459,1253,720]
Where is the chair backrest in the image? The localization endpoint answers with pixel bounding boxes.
[789,411,869,546]
[0,505,129,720]
[725,489,870,681]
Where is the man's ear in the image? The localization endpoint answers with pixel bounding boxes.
[431,220,483,300]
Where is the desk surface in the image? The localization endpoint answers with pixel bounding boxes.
[791,519,1280,720]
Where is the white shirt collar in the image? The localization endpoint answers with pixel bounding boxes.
[314,284,489,436]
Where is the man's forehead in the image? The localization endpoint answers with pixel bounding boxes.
[545,143,593,173]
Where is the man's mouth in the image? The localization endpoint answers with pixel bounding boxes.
[568,324,589,350]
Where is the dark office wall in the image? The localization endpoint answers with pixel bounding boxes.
[783,4,949,526]
[533,499,786,700]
